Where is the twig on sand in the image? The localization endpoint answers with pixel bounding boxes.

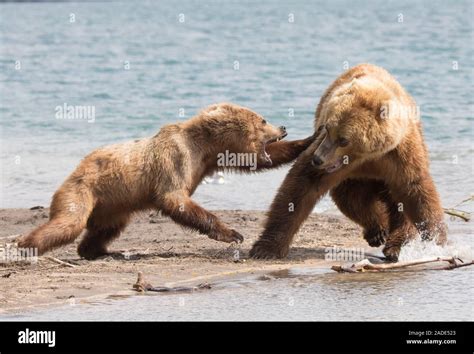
[331,257,474,273]
[42,256,77,268]
[133,272,211,293]
[0,268,17,273]
[0,234,21,241]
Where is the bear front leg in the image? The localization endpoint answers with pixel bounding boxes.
[250,148,349,259]
[160,192,244,243]
[382,221,418,262]
[262,134,316,168]
[380,195,418,262]
[390,176,447,246]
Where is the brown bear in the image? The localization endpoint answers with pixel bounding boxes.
[18,103,315,259]
[250,64,447,261]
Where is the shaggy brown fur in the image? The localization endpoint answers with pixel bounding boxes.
[250,64,447,261]
[18,103,315,259]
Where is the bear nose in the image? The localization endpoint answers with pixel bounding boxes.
[312,155,324,167]
[279,126,286,132]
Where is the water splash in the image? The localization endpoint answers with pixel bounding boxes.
[399,235,473,261]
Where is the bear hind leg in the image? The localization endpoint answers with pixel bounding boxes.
[18,187,94,255]
[77,212,130,260]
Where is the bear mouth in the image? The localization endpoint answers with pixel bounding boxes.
[325,157,344,173]
[262,131,288,165]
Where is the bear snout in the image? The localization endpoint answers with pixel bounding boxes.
[312,154,324,167]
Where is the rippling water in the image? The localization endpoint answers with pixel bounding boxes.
[0,0,472,212]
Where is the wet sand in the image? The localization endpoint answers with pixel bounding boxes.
[0,208,369,313]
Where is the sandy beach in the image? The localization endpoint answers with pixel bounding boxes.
[0,207,369,313]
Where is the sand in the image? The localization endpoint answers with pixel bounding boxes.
[0,207,369,313]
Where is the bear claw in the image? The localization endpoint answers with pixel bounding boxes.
[229,230,244,243]
[211,229,244,244]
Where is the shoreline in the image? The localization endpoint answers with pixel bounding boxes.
[0,208,369,314]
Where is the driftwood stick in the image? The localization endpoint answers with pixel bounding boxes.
[133,272,211,293]
[443,208,470,222]
[443,260,474,270]
[42,256,77,268]
[331,257,472,273]
[442,195,472,221]
[133,271,153,292]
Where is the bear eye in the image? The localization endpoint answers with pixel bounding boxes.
[316,124,325,134]
[338,137,349,147]
[262,119,267,125]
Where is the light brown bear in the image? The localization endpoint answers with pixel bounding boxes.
[250,64,447,261]
[18,103,315,259]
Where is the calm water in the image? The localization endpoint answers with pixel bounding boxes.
[0,0,473,320]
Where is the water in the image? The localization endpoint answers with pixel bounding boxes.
[0,0,473,320]
[0,235,472,321]
[3,261,473,321]
[0,0,472,212]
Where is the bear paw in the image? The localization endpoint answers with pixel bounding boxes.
[382,244,401,262]
[249,240,288,259]
[17,235,43,256]
[77,243,108,260]
[17,235,37,250]
[209,229,244,244]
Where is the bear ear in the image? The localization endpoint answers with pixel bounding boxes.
[378,100,391,121]
[203,104,228,118]
[376,99,412,149]
[378,99,418,122]
[377,99,403,122]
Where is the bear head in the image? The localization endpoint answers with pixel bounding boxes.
[312,76,416,173]
[199,103,288,167]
